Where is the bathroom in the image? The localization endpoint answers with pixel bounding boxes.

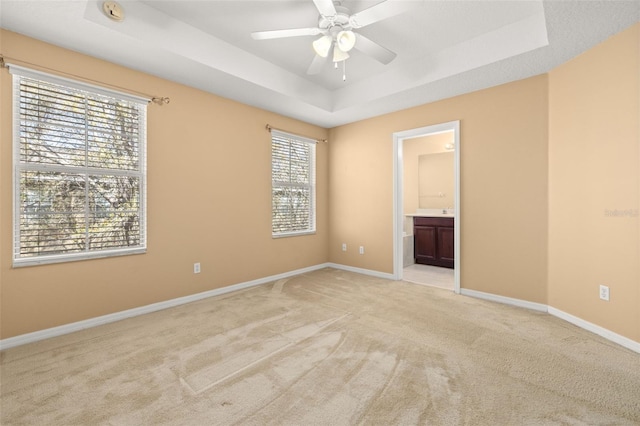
[402,130,455,289]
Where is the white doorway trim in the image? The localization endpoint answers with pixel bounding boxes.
[392,120,461,294]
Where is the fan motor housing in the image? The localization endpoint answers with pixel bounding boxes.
[318,6,351,30]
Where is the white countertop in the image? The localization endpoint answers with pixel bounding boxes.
[405,213,454,218]
[405,209,454,218]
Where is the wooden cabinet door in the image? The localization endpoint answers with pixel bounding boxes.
[414,226,437,264]
[437,226,455,268]
[413,217,454,268]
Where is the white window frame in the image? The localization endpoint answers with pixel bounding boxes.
[271,129,316,238]
[10,65,148,267]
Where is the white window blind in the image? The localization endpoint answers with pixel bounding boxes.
[271,130,316,237]
[11,66,147,266]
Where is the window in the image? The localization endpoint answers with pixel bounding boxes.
[271,130,316,237]
[11,66,147,266]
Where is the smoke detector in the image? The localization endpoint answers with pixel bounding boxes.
[102,1,124,22]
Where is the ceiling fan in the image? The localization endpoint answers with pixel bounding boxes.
[251,0,417,77]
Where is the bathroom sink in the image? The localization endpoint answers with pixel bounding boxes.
[407,213,454,218]
[406,209,454,217]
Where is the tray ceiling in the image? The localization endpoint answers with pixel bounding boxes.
[1,1,638,127]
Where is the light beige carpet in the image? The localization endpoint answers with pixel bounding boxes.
[1,268,639,425]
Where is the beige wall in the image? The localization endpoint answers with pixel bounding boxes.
[329,75,549,304]
[548,24,639,342]
[0,30,329,339]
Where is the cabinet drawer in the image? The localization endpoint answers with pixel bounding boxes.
[414,217,454,227]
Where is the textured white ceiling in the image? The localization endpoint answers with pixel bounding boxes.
[1,1,639,127]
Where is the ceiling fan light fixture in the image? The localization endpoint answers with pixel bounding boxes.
[333,45,350,62]
[336,30,356,52]
[312,35,333,58]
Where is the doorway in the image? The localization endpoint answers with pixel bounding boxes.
[393,121,461,293]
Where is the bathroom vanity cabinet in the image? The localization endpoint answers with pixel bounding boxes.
[414,217,454,268]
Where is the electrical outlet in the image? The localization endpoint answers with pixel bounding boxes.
[599,285,609,301]
[194,262,201,274]
[359,246,364,255]
[342,243,347,252]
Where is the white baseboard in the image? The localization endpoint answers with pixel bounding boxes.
[3,265,638,355]
[326,262,396,280]
[0,263,330,351]
[461,289,639,354]
[460,288,548,312]
[548,306,640,354]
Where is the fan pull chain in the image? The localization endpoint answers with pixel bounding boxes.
[333,59,347,82]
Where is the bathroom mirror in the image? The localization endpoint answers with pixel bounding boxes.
[402,131,455,214]
[418,151,454,209]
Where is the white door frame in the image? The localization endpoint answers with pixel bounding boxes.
[392,120,461,293]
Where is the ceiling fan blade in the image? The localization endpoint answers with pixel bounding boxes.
[349,0,421,29]
[251,27,322,40]
[312,0,337,17]
[354,33,397,64]
[307,54,328,75]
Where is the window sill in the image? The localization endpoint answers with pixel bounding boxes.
[272,230,316,239]
[13,247,146,268]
